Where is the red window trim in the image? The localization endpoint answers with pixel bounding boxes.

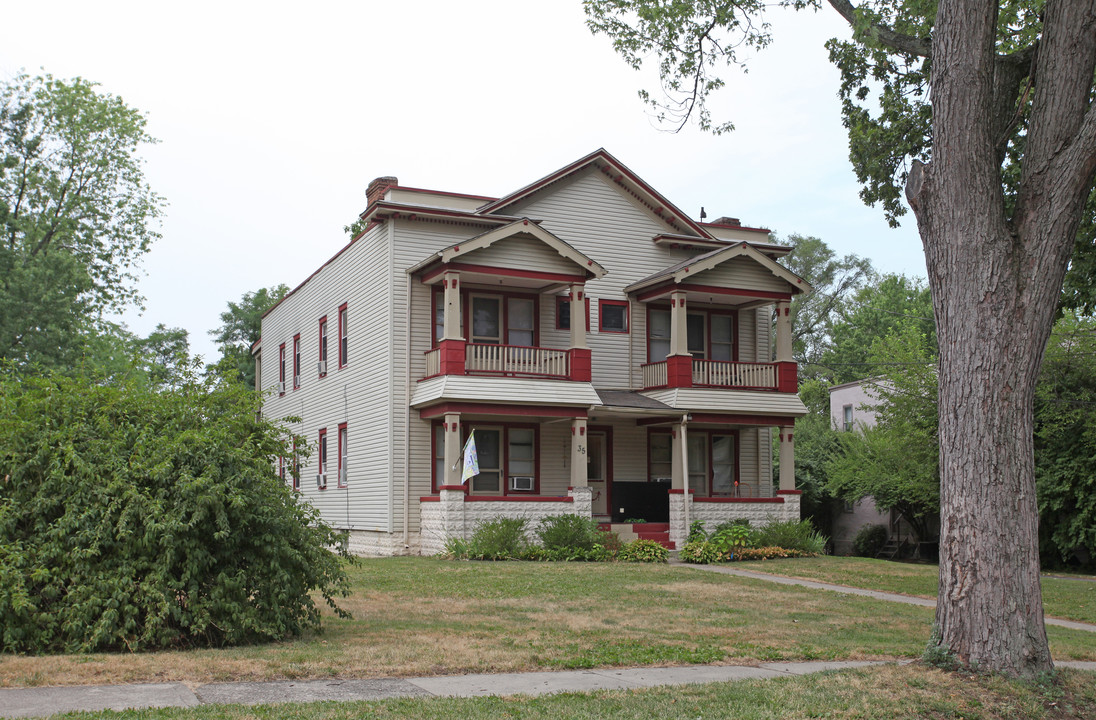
[278,455,285,482]
[318,316,329,377]
[292,334,301,390]
[318,428,328,490]
[645,305,739,363]
[278,343,286,395]
[337,422,348,488]
[555,295,591,331]
[430,420,540,495]
[337,303,348,369]
[598,299,630,334]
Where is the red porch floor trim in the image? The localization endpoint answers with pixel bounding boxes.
[693,497,785,504]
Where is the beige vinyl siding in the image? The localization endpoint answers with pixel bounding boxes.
[460,235,580,276]
[755,306,772,362]
[738,308,756,361]
[392,220,484,533]
[506,168,699,388]
[690,256,795,295]
[259,223,392,532]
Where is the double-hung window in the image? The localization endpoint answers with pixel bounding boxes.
[647,308,735,362]
[278,343,286,395]
[293,334,301,389]
[338,304,348,368]
[648,430,737,496]
[318,428,328,489]
[599,299,629,333]
[337,423,348,488]
[446,425,538,495]
[469,295,536,346]
[318,317,328,377]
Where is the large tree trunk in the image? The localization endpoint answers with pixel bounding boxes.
[907,0,1096,677]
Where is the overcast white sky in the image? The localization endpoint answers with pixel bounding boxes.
[1,1,925,362]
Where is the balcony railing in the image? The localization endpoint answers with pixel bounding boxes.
[465,343,570,379]
[424,347,440,377]
[642,361,668,388]
[693,359,776,389]
[643,358,781,390]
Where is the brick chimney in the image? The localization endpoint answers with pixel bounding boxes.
[712,216,741,227]
[366,176,398,208]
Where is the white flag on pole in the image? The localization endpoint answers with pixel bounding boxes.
[460,430,479,484]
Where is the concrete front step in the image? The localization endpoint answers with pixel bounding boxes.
[598,522,676,550]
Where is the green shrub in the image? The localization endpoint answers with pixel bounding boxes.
[711,524,753,553]
[688,520,708,542]
[537,514,602,552]
[752,519,828,554]
[465,518,529,560]
[853,523,890,557]
[617,539,669,563]
[679,540,722,564]
[0,366,351,653]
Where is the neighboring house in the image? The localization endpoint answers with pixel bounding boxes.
[827,379,928,555]
[255,149,811,556]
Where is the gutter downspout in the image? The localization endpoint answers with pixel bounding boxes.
[403,271,412,550]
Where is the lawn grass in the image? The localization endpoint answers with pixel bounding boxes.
[41,665,1096,720]
[2,558,1093,688]
[721,556,1096,624]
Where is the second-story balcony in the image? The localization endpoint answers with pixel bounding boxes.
[426,343,582,381]
[642,358,786,390]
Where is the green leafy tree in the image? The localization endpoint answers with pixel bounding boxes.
[785,378,844,538]
[209,284,289,388]
[822,274,934,383]
[0,363,350,653]
[135,323,191,390]
[1034,313,1096,569]
[776,235,875,369]
[825,322,940,543]
[0,74,164,370]
[586,0,1096,676]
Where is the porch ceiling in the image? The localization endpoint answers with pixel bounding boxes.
[641,388,809,418]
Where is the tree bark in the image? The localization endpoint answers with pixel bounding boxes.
[907,0,1096,677]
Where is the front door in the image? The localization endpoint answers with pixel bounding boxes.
[588,431,609,516]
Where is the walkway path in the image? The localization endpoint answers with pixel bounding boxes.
[675,562,1096,633]
[0,661,892,718]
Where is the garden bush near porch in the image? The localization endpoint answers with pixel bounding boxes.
[679,519,828,564]
[442,515,668,562]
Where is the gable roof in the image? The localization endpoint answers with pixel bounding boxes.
[407,218,608,279]
[624,242,812,295]
[476,148,712,239]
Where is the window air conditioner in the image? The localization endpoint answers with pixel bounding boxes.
[317,361,327,375]
[509,476,535,492]
[317,473,327,489]
[276,381,286,394]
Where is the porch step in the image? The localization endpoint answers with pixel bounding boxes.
[598,522,675,550]
[875,538,902,560]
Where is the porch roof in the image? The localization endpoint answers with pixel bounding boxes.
[624,242,812,299]
[641,387,809,418]
[407,218,607,282]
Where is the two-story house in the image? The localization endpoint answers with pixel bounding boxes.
[255,149,811,555]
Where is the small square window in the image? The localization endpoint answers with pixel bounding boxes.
[556,296,590,331]
[599,300,629,333]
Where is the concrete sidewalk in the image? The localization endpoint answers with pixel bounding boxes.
[0,661,888,718]
[3,660,1094,718]
[677,562,1096,634]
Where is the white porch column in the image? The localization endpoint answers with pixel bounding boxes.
[442,271,463,341]
[778,426,796,492]
[570,417,589,488]
[775,300,793,362]
[443,413,463,486]
[669,290,689,356]
[670,419,692,548]
[439,412,467,541]
[568,283,587,349]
